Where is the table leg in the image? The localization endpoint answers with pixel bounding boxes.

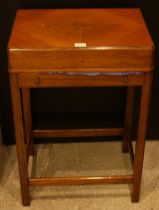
[131,73,152,202]
[10,74,30,206]
[22,88,34,156]
[122,87,135,153]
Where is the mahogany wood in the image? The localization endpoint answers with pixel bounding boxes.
[132,73,153,202]
[128,139,135,166]
[22,89,34,156]
[10,75,30,205]
[17,73,145,88]
[8,9,153,72]
[29,175,133,186]
[9,48,153,71]
[9,9,153,48]
[122,87,135,152]
[8,8,154,205]
[33,128,124,138]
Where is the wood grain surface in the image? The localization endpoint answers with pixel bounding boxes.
[8,8,154,205]
[8,9,154,72]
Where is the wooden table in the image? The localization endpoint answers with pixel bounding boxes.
[8,9,154,205]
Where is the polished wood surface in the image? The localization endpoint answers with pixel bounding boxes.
[132,73,153,202]
[22,89,34,156]
[10,74,30,205]
[9,9,153,48]
[33,128,124,138]
[8,9,154,72]
[8,9,154,205]
[17,73,145,87]
[29,175,133,186]
[122,87,135,153]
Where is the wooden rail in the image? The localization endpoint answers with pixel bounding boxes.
[33,128,124,138]
[29,175,133,186]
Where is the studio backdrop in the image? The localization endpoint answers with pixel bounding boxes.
[0,0,159,144]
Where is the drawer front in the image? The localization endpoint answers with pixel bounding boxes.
[17,72,145,88]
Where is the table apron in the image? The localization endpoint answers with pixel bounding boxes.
[16,72,148,88]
